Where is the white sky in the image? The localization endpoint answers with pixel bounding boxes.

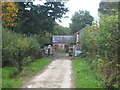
[34,0,101,27]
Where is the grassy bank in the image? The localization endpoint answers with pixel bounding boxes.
[72,57,104,88]
[2,57,52,88]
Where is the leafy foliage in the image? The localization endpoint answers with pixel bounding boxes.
[53,24,70,35]
[14,2,68,35]
[80,11,119,88]
[2,2,19,28]
[98,2,118,15]
[70,10,94,34]
[33,32,52,47]
[2,28,41,69]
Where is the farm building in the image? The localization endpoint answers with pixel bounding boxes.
[52,29,83,51]
[52,35,75,51]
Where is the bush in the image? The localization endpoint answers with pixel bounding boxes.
[2,28,41,68]
[21,56,32,66]
[33,32,51,47]
[80,10,119,88]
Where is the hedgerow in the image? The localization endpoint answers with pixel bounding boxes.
[80,11,119,88]
[2,28,41,69]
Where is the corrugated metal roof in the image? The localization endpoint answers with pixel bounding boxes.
[52,27,85,44]
[52,35,75,43]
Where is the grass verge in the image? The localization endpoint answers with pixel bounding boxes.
[72,57,104,88]
[2,57,52,88]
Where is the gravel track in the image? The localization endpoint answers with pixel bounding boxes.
[21,54,73,88]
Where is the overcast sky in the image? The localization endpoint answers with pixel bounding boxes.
[34,0,101,27]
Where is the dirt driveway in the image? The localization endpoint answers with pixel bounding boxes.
[21,54,74,88]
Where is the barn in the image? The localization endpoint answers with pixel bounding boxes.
[52,28,84,50]
[52,35,75,51]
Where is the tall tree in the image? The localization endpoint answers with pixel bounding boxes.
[53,23,70,35]
[98,2,118,15]
[2,2,19,28]
[15,2,68,35]
[69,10,94,34]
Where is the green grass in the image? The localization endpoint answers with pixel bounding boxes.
[2,57,52,88]
[56,50,68,54]
[0,68,2,89]
[72,57,104,88]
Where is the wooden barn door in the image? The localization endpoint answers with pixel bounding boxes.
[54,44,58,51]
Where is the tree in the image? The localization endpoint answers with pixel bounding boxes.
[2,2,19,28]
[53,23,70,35]
[15,2,68,35]
[98,2,118,15]
[69,10,94,34]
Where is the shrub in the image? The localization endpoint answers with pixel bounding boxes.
[33,32,51,47]
[80,11,119,88]
[21,56,32,66]
[2,28,41,68]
